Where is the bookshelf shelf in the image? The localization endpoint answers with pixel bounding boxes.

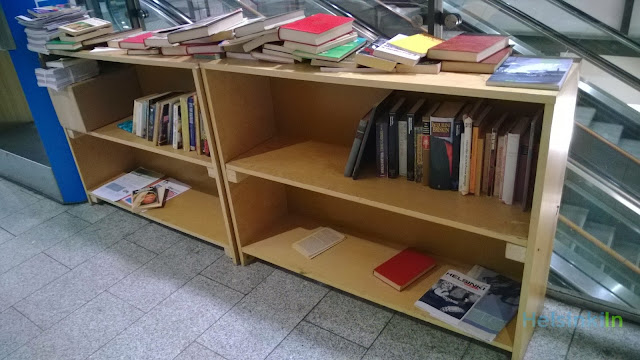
[227,138,530,245]
[88,117,215,169]
[243,212,517,351]
[50,50,202,69]
[90,175,228,248]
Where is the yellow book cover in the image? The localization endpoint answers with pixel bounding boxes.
[180,95,190,152]
[389,34,443,56]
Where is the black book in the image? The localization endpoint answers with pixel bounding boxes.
[406,99,426,181]
[451,111,463,191]
[429,102,466,190]
[522,108,543,211]
[345,108,374,177]
[387,97,407,179]
[376,116,388,177]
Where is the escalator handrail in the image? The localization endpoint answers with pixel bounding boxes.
[481,0,640,95]
[145,0,193,24]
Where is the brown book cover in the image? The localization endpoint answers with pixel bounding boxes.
[469,104,492,194]
[474,137,485,196]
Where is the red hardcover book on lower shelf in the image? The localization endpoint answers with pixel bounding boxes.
[373,249,436,291]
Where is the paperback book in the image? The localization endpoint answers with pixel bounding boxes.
[486,56,573,90]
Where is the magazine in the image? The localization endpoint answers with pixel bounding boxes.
[121,177,190,205]
[131,186,166,213]
[486,56,573,90]
[459,266,521,342]
[415,269,490,326]
[91,168,163,202]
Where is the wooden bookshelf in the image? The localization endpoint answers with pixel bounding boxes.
[201,59,580,360]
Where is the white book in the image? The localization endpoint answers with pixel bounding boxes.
[311,56,357,68]
[251,51,294,64]
[263,43,294,54]
[283,32,356,54]
[502,116,530,205]
[58,17,111,36]
[319,67,393,73]
[242,31,280,52]
[172,102,182,149]
[459,115,473,195]
[398,118,408,177]
[226,52,257,60]
[372,34,421,66]
[235,10,305,37]
[292,227,345,259]
[58,25,113,42]
[167,9,244,43]
[262,48,302,62]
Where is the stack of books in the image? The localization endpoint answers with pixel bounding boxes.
[128,92,210,156]
[45,18,113,51]
[35,58,99,90]
[427,34,512,74]
[15,5,88,54]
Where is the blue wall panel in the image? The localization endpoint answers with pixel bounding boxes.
[2,0,86,203]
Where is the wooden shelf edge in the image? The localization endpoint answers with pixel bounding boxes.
[51,50,201,69]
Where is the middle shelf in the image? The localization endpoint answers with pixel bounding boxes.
[227,137,531,245]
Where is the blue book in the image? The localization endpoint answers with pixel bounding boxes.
[188,96,196,151]
[459,266,521,342]
[486,56,573,90]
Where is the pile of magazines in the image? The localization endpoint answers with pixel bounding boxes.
[35,58,99,91]
[16,5,88,54]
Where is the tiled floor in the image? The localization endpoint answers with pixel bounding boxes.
[1,177,639,360]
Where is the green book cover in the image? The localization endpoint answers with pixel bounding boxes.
[295,38,366,60]
[47,39,82,45]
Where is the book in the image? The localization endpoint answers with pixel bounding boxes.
[28,6,74,18]
[310,55,358,68]
[459,266,521,342]
[133,93,161,138]
[469,105,492,195]
[278,14,353,46]
[91,168,163,202]
[395,59,441,74]
[194,99,202,154]
[429,102,465,190]
[172,102,182,149]
[127,49,160,55]
[459,109,473,195]
[119,32,154,49]
[242,30,280,52]
[188,95,196,151]
[373,35,422,66]
[494,116,516,199]
[428,34,509,62]
[398,110,408,177]
[143,25,187,47]
[59,25,113,43]
[319,67,393,73]
[226,52,257,61]
[487,56,573,90]
[522,109,542,211]
[451,106,472,191]
[263,43,294,54]
[146,92,174,142]
[406,99,426,181]
[415,269,490,326]
[167,9,244,43]
[58,17,111,36]
[83,29,142,46]
[131,186,167,213]
[345,108,374,177]
[192,53,224,60]
[441,47,512,74]
[388,97,408,178]
[418,102,440,185]
[389,34,443,56]
[45,57,88,68]
[180,95,190,151]
[292,37,365,62]
[285,32,357,55]
[45,39,83,51]
[376,112,389,178]
[502,116,531,205]
[234,9,306,37]
[354,38,397,72]
[187,43,224,54]
[160,45,189,56]
[262,49,303,62]
[251,51,294,64]
[292,227,345,259]
[484,112,508,196]
[373,249,436,291]
[122,177,190,205]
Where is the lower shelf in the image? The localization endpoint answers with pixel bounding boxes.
[243,214,517,352]
[90,178,229,249]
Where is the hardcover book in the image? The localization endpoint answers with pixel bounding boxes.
[119,32,154,49]
[345,108,374,177]
[522,109,543,211]
[429,102,465,190]
[441,47,512,74]
[285,32,357,54]
[388,97,408,178]
[484,112,508,196]
[167,9,244,43]
[373,249,436,291]
[419,102,441,186]
[396,59,441,74]
[278,13,353,45]
[502,116,531,205]
[234,9,305,37]
[58,17,111,36]
[427,34,509,62]
[292,36,365,61]
[486,56,573,90]
[406,99,427,181]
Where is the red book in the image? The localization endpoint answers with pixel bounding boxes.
[119,32,154,50]
[279,14,353,46]
[427,34,509,63]
[373,249,436,291]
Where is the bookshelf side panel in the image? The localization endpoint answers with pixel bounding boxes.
[512,68,579,359]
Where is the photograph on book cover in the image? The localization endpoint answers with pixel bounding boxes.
[424,279,482,320]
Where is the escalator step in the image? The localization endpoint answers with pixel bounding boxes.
[560,204,589,227]
[618,138,640,159]
[590,122,624,144]
[575,106,596,127]
[583,221,616,247]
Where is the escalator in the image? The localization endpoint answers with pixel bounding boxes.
[81,0,640,311]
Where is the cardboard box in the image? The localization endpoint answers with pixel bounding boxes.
[49,66,142,133]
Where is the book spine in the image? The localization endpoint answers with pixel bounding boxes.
[345,119,367,177]
[421,118,430,186]
[398,118,407,177]
[522,121,538,211]
[376,119,387,177]
[481,132,492,195]
[502,133,520,205]
[181,97,190,152]
[494,135,507,199]
[199,110,207,155]
[407,114,415,181]
[188,96,196,151]
[451,118,463,191]
[429,119,452,190]
[459,118,472,195]
[141,100,148,139]
[414,122,422,183]
[487,129,499,196]
[514,137,528,204]
[147,104,155,142]
[158,104,170,146]
[172,104,181,150]
[388,112,398,178]
[474,138,484,197]
[168,105,174,146]
[469,126,479,194]
[132,101,139,137]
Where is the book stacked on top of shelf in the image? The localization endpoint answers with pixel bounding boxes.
[45,17,113,51]
[35,58,99,90]
[426,34,512,74]
[15,5,88,54]
[351,34,443,73]
[128,92,211,156]
[345,91,543,211]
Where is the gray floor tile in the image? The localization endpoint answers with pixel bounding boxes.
[91,275,243,360]
[108,238,223,312]
[0,228,13,246]
[14,240,154,329]
[0,198,67,236]
[175,343,226,360]
[0,253,69,311]
[45,210,148,268]
[66,202,117,224]
[201,256,274,294]
[523,298,580,360]
[266,321,366,360]
[462,342,510,360]
[0,181,40,220]
[305,290,393,347]
[7,292,143,360]
[0,213,90,274]
[0,308,42,359]
[566,308,640,360]
[0,179,45,201]
[198,269,329,360]
[124,222,189,254]
[363,313,469,360]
